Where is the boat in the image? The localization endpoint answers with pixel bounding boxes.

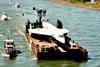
[2,38,18,59]
[0,13,11,21]
[15,3,20,8]
[25,7,88,61]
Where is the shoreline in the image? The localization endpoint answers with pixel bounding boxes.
[50,0,100,10]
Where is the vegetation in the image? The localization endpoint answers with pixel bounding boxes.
[64,0,100,9]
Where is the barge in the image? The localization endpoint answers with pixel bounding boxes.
[25,7,88,61]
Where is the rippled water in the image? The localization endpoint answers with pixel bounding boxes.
[0,0,100,67]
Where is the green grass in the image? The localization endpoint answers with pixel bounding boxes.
[64,0,100,9]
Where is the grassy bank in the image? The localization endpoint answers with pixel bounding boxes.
[51,0,100,10]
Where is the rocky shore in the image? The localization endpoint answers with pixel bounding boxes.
[50,0,100,10]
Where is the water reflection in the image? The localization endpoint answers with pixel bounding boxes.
[38,60,87,67]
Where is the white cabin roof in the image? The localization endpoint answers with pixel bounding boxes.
[4,39,14,43]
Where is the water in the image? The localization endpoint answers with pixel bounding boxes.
[0,0,100,67]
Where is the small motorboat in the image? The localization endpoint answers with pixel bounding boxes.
[0,13,11,21]
[15,3,20,8]
[2,38,17,59]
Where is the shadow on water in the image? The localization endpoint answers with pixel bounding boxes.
[37,60,88,67]
[88,56,92,60]
[88,57,100,61]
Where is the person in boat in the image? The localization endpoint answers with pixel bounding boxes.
[63,33,71,47]
[25,19,31,33]
[56,19,63,28]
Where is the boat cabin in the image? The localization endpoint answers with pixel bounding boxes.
[4,39,15,47]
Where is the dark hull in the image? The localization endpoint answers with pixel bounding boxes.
[8,50,17,59]
[32,46,88,61]
[26,33,88,61]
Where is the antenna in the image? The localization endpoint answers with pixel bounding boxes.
[33,7,46,28]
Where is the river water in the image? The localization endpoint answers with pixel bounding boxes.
[0,0,100,67]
